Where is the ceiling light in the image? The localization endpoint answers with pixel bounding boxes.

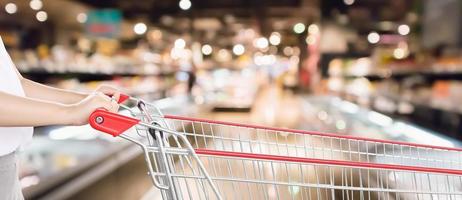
[36,11,48,22]
[201,44,212,55]
[254,37,269,49]
[308,24,320,35]
[217,49,231,62]
[232,44,245,56]
[398,24,410,36]
[133,23,147,35]
[393,48,407,59]
[148,30,163,41]
[5,3,17,14]
[305,35,316,45]
[179,0,191,10]
[174,38,186,49]
[30,0,43,11]
[293,23,305,34]
[77,13,87,23]
[344,0,355,5]
[283,46,294,56]
[269,32,281,46]
[367,32,380,44]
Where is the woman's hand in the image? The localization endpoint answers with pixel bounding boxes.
[94,84,120,97]
[67,92,120,126]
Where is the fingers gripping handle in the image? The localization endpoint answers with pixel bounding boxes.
[108,93,130,104]
[89,109,140,137]
[89,93,135,136]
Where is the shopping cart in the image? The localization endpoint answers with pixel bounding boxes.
[89,95,462,200]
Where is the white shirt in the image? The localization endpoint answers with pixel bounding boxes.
[0,37,33,156]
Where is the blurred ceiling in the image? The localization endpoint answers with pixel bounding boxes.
[0,0,419,50]
[0,0,88,27]
[322,0,416,33]
[73,0,320,37]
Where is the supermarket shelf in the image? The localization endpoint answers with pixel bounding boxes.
[21,70,175,83]
[345,69,462,81]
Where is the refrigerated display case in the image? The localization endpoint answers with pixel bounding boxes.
[197,68,258,111]
[301,96,461,148]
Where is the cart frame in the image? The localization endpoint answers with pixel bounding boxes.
[88,95,462,200]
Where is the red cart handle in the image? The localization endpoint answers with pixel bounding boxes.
[89,109,140,137]
[88,93,137,137]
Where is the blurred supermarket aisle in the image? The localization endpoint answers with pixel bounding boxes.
[4,0,462,199]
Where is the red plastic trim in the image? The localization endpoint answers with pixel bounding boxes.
[195,149,462,176]
[165,115,462,152]
[118,94,130,104]
[89,109,140,137]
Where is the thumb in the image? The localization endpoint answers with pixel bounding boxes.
[98,86,116,96]
[112,92,121,103]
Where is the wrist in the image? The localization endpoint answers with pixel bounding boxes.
[58,104,77,125]
[74,92,88,103]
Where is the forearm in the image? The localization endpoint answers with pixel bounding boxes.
[0,91,73,127]
[21,78,87,104]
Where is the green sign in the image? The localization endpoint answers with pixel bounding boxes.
[86,9,122,38]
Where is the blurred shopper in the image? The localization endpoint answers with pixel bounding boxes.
[187,65,197,96]
[0,36,121,200]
